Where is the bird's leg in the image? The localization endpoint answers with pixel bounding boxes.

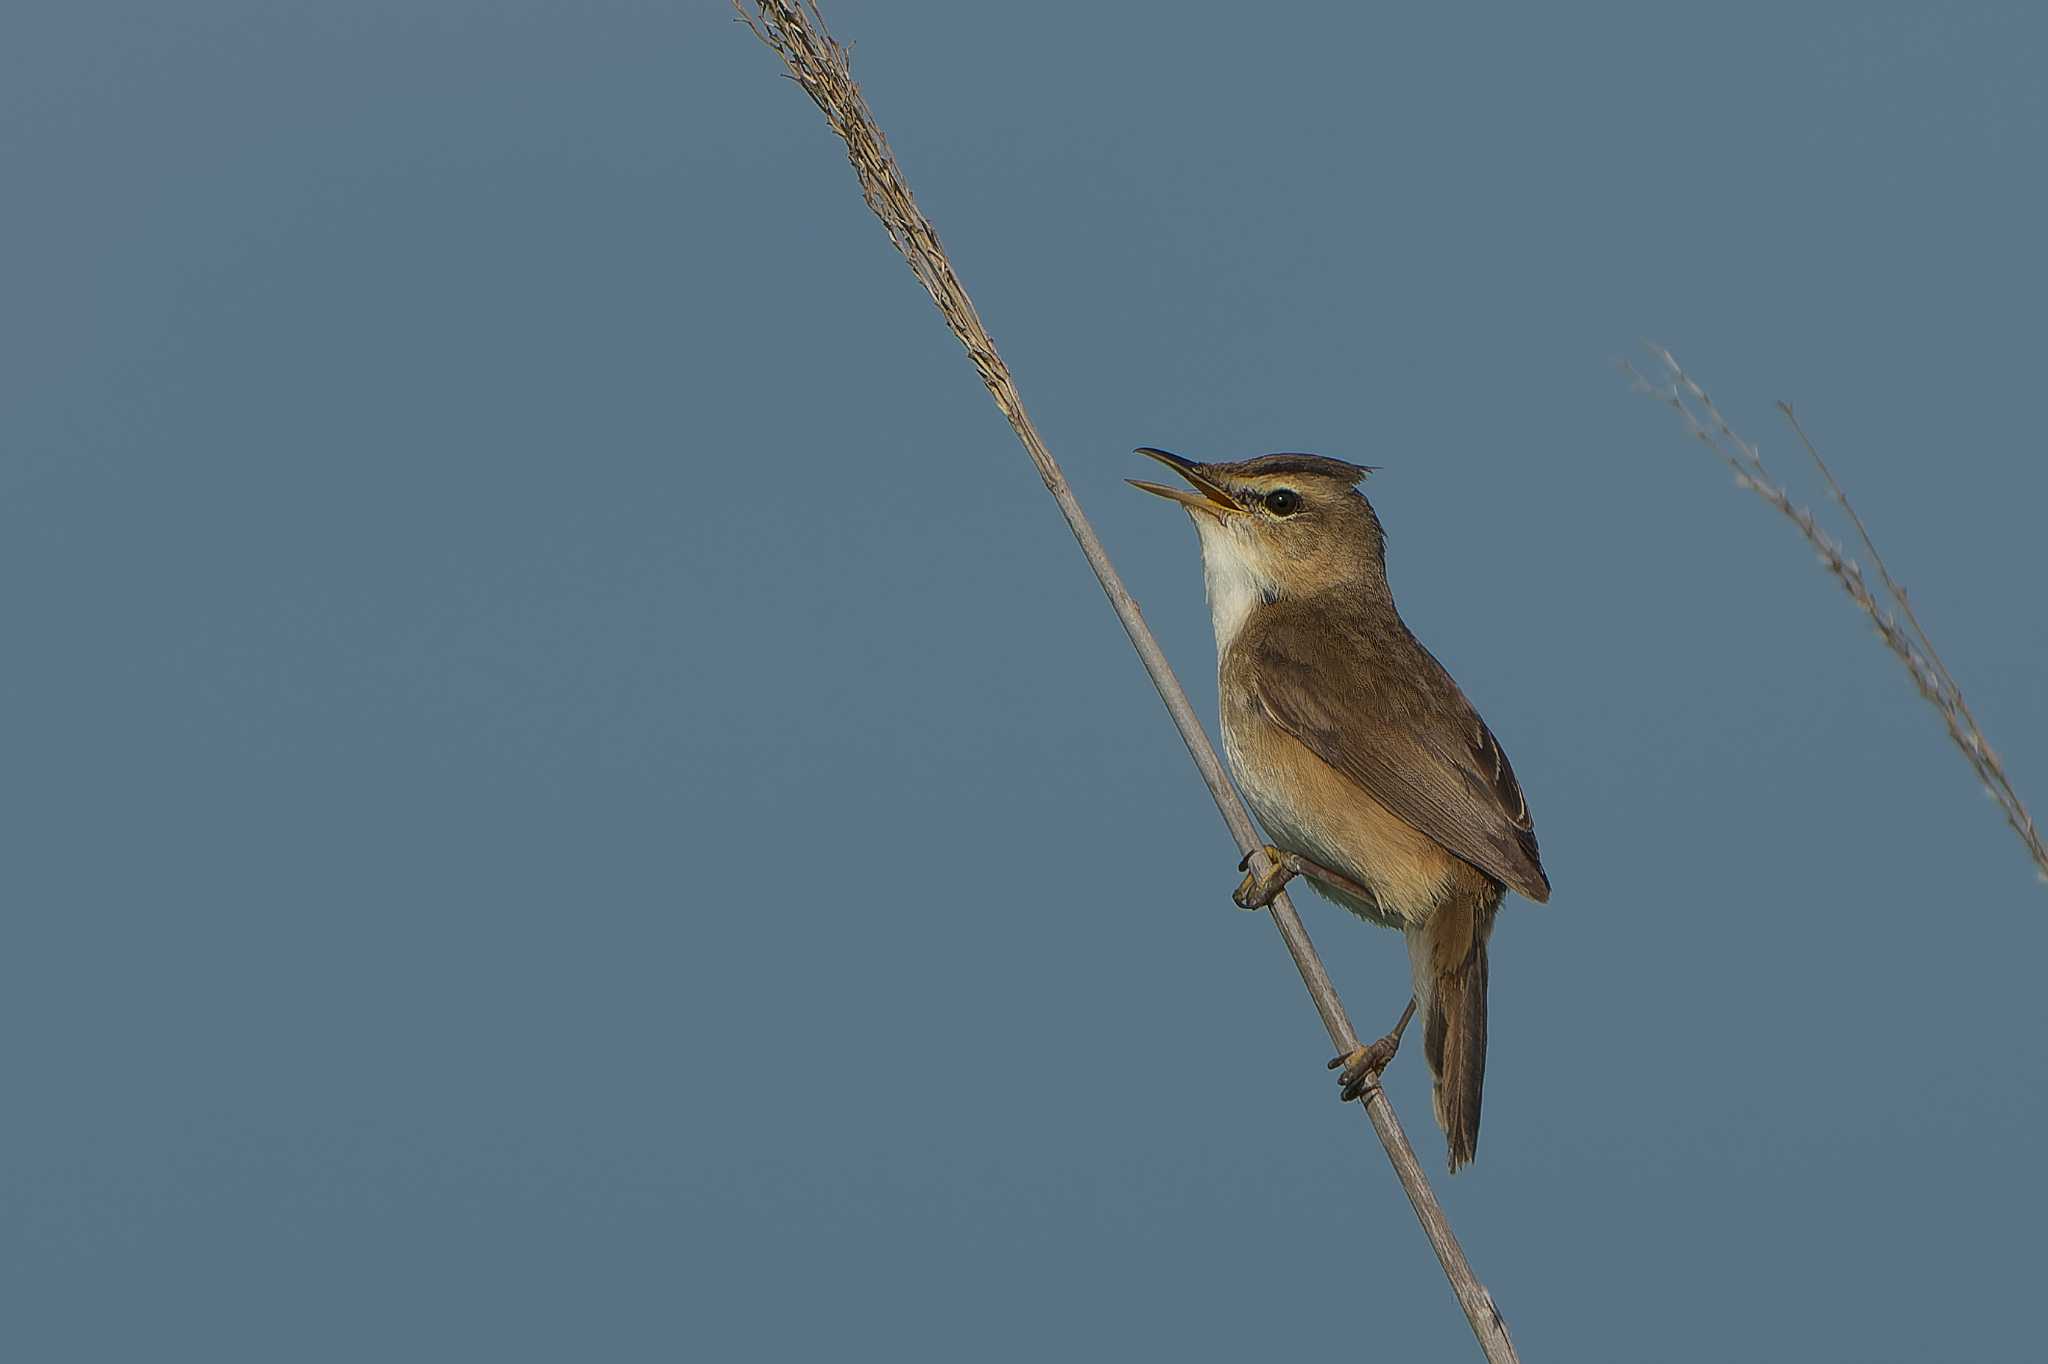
[1230,845,1379,911]
[1328,997,1418,1102]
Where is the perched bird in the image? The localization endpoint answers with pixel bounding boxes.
[1130,448,1550,1170]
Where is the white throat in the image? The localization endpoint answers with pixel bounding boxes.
[1193,517,1277,660]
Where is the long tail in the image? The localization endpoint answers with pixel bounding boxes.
[1409,897,1496,1172]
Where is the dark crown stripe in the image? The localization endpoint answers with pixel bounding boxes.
[1227,453,1375,484]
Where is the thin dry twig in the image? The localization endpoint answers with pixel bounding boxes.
[1623,345,2046,884]
[736,3,1520,1359]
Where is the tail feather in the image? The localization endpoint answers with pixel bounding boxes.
[1411,899,1494,1172]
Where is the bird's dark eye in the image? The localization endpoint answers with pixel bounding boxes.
[1264,488,1302,516]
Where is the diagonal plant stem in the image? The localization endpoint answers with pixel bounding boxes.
[1624,345,2046,883]
[735,3,1519,1359]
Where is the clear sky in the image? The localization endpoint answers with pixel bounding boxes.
[6,3,2045,1360]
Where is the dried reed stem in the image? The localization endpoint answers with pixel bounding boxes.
[1624,345,2046,884]
[736,3,1520,1358]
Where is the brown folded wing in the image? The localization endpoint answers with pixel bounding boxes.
[1239,606,1551,904]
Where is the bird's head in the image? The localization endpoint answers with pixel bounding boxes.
[1129,448,1388,606]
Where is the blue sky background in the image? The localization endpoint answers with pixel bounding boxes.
[6,3,2045,1360]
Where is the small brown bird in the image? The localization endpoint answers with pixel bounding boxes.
[1131,448,1549,1171]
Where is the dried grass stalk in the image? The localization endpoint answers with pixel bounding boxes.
[736,3,1520,1359]
[1624,345,2046,884]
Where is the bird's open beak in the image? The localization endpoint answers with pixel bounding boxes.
[1127,448,1245,521]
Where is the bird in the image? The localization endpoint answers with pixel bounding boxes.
[1129,447,1550,1171]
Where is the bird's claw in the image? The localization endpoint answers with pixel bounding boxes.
[1328,1032,1402,1103]
[1231,845,1299,911]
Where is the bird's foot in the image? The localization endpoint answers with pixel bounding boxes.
[1328,998,1418,1102]
[1232,846,1381,912]
[1328,1035,1400,1102]
[1232,845,1301,911]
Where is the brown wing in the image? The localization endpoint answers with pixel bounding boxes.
[1241,606,1551,903]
